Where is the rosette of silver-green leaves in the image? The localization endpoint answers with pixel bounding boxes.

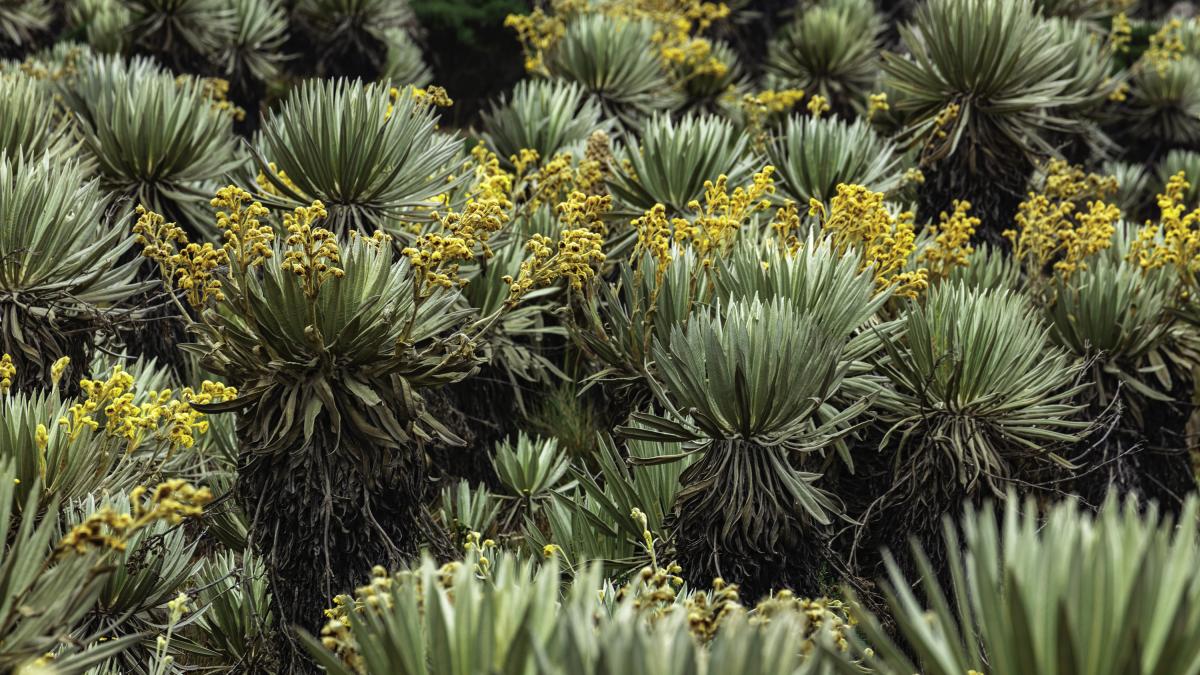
[884,0,1107,169]
[1128,55,1200,147]
[621,296,862,582]
[481,78,605,166]
[763,0,882,109]
[212,0,290,87]
[712,237,893,466]
[0,460,142,673]
[66,0,133,54]
[1106,160,1151,216]
[576,246,710,396]
[837,494,1200,675]
[624,241,885,525]
[124,0,238,67]
[0,390,144,510]
[608,112,755,215]
[872,283,1090,495]
[0,153,148,391]
[0,72,81,161]
[767,114,907,204]
[303,551,847,675]
[1047,242,1200,425]
[188,550,276,670]
[65,491,203,671]
[254,79,465,232]
[544,13,683,127]
[197,234,480,454]
[68,54,244,230]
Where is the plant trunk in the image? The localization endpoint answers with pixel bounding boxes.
[1,302,92,397]
[236,425,450,673]
[858,450,970,591]
[668,439,828,602]
[1073,390,1196,514]
[919,155,1029,247]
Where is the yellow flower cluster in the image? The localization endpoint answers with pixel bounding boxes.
[60,366,136,441]
[752,593,855,654]
[1041,158,1119,202]
[677,167,777,261]
[441,199,511,259]
[503,228,607,303]
[1110,12,1132,54]
[50,356,70,388]
[56,479,212,558]
[632,203,679,280]
[132,205,183,269]
[503,148,607,209]
[920,199,979,279]
[1129,171,1200,290]
[770,201,804,255]
[736,88,806,150]
[181,75,246,121]
[739,88,807,116]
[617,559,688,611]
[1004,166,1121,280]
[17,45,85,81]
[403,233,473,293]
[806,94,830,118]
[932,102,960,139]
[612,508,855,650]
[318,557,465,670]
[582,130,615,196]
[630,167,776,273]
[653,8,731,81]
[610,507,688,615]
[556,228,607,290]
[56,507,136,557]
[350,229,393,249]
[531,152,580,207]
[56,365,234,452]
[0,353,13,394]
[681,578,741,641]
[810,184,928,298]
[281,201,343,298]
[35,424,48,477]
[1107,79,1130,103]
[557,190,613,235]
[470,143,515,207]
[133,206,229,308]
[174,242,229,306]
[631,0,730,78]
[409,85,454,109]
[131,479,213,523]
[505,0,730,81]
[256,161,303,198]
[403,151,515,296]
[159,382,238,450]
[1146,18,1186,73]
[511,148,541,177]
[504,6,567,73]
[212,185,275,271]
[866,92,889,120]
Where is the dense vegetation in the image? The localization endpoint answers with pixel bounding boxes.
[3,0,1200,673]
